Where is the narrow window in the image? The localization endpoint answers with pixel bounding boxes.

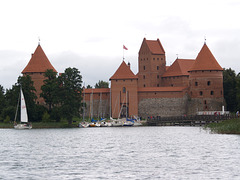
[195,82,198,86]
[200,91,203,96]
[211,91,214,95]
[143,75,145,79]
[204,100,207,104]
[207,81,211,86]
[157,66,159,70]
[157,75,159,79]
[153,58,155,60]
[143,66,146,70]
[157,84,159,87]
[123,87,126,93]
[143,84,146,87]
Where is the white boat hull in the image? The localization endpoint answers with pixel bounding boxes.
[14,123,32,130]
[79,122,89,128]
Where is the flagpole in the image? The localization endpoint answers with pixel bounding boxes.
[123,45,124,61]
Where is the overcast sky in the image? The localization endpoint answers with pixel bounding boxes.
[0,0,240,89]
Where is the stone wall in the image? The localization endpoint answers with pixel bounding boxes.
[138,95,188,119]
[187,97,225,115]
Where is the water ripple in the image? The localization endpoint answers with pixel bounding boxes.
[0,127,239,179]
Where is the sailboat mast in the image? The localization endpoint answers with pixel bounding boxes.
[83,86,85,121]
[14,90,21,122]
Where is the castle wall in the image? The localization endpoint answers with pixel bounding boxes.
[138,96,188,119]
[187,97,225,115]
[138,91,188,118]
[161,76,189,87]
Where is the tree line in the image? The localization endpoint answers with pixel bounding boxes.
[0,67,109,125]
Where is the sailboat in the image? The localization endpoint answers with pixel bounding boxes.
[14,88,32,129]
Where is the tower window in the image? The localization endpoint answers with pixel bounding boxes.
[207,81,211,86]
[143,75,145,79]
[143,66,146,70]
[123,87,126,93]
[157,66,159,70]
[153,58,155,60]
[143,84,146,87]
[200,91,203,96]
[204,100,207,104]
[157,84,159,87]
[157,75,159,79]
[195,82,198,86]
[211,91,214,95]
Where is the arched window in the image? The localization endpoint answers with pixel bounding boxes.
[123,87,126,93]
[207,81,211,86]
[211,91,214,95]
[200,91,203,96]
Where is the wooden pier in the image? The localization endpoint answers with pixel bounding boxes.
[147,114,234,126]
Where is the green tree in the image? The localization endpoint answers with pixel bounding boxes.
[0,85,6,118]
[86,85,92,89]
[58,67,83,125]
[223,68,237,112]
[236,73,240,111]
[40,69,58,112]
[95,80,109,88]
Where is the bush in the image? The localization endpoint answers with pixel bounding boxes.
[42,112,51,122]
[4,116,10,123]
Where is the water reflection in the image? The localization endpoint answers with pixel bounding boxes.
[0,127,239,179]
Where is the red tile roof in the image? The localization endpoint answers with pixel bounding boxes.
[22,45,57,73]
[84,88,110,94]
[162,59,195,77]
[138,86,187,92]
[110,61,138,80]
[145,38,165,54]
[189,44,223,71]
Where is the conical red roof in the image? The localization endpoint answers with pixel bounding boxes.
[110,61,137,80]
[22,45,57,73]
[189,44,222,71]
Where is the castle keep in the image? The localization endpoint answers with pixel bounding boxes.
[22,38,224,119]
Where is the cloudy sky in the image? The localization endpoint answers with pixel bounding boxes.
[0,0,240,89]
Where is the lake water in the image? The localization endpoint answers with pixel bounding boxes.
[0,126,239,180]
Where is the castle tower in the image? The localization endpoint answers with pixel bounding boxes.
[22,44,57,104]
[110,61,138,118]
[138,38,166,88]
[188,43,224,112]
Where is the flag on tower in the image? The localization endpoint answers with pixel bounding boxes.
[123,45,128,50]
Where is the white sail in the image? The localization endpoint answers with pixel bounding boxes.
[20,89,28,123]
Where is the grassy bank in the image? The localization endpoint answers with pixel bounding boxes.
[206,118,240,134]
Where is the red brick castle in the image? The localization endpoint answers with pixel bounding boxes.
[22,38,224,119]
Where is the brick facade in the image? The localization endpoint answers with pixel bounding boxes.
[23,39,225,119]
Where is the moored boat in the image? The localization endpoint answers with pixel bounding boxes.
[14,88,32,130]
